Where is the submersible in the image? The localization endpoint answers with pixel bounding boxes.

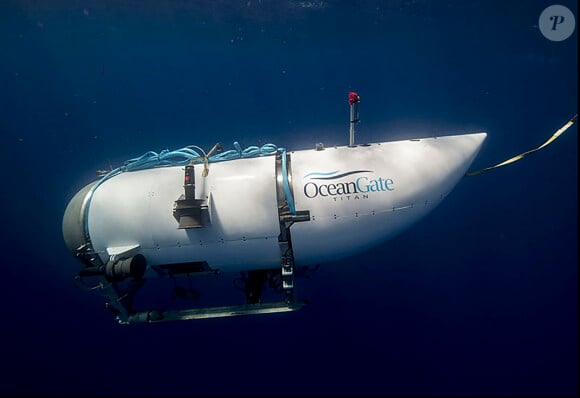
[62,93,486,323]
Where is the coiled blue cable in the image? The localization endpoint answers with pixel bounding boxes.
[95,142,280,186]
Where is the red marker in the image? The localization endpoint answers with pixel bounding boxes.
[348,91,360,105]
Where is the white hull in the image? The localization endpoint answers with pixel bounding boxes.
[70,132,486,273]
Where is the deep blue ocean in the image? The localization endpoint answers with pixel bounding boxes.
[1,0,577,395]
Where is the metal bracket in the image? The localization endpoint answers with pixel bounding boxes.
[173,164,207,228]
[275,151,310,303]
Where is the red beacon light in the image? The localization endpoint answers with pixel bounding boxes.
[348,92,361,147]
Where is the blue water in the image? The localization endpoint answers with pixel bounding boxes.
[1,0,577,395]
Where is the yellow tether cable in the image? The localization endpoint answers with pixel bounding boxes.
[465,114,578,177]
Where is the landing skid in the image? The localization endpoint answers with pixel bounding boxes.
[78,264,309,324]
[125,300,306,323]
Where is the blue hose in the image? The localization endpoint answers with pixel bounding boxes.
[95,142,281,187]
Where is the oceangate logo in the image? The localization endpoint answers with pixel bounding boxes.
[303,170,395,201]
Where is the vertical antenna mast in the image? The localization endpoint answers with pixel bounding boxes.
[348,92,361,147]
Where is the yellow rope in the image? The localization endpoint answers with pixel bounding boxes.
[465,114,578,177]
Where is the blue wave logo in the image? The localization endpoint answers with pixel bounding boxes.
[304,170,373,180]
